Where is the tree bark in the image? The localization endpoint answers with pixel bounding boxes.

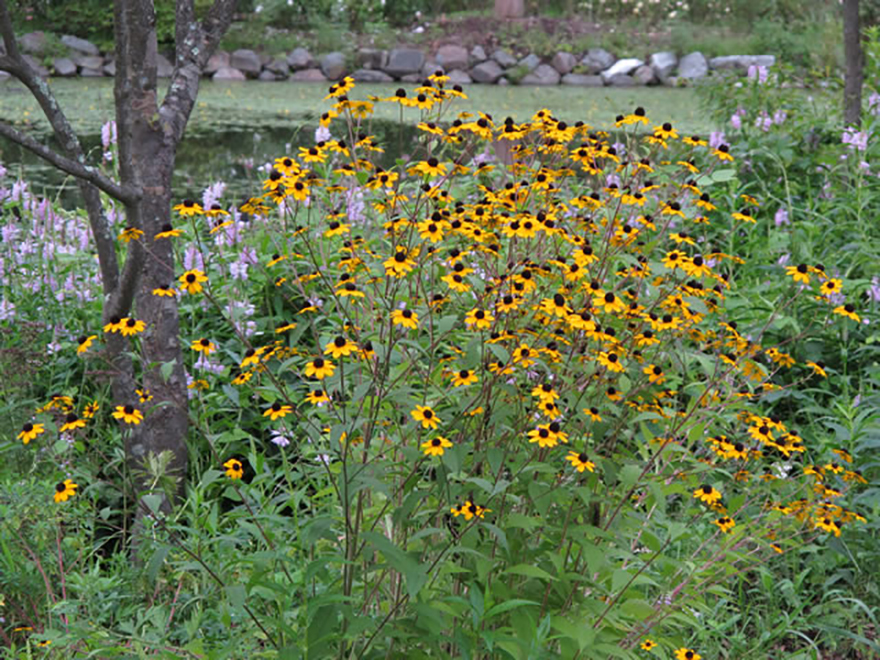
[844,0,863,126]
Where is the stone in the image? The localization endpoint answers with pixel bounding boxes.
[290,68,327,82]
[74,55,104,71]
[518,53,541,71]
[19,31,47,56]
[385,48,425,77]
[0,70,9,81]
[581,48,615,73]
[266,58,290,77]
[709,54,776,73]
[352,68,394,83]
[80,67,104,77]
[470,60,504,84]
[156,53,173,78]
[53,57,77,77]
[470,45,487,63]
[356,48,387,70]
[22,54,49,77]
[321,51,347,80]
[446,69,473,84]
[521,63,561,85]
[206,51,230,74]
[103,60,116,76]
[400,73,422,83]
[287,47,315,70]
[231,49,262,77]
[551,51,577,75]
[491,49,517,68]
[607,74,635,87]
[258,70,277,81]
[649,51,677,83]
[677,51,708,80]
[561,73,603,86]
[633,65,656,85]
[601,58,643,82]
[435,44,469,71]
[212,66,246,81]
[61,34,99,56]
[497,77,509,86]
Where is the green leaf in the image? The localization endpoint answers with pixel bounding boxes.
[504,564,557,581]
[484,598,540,619]
[362,531,428,599]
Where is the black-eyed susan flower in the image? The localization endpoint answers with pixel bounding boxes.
[118,226,144,243]
[155,223,182,239]
[77,335,97,354]
[411,405,441,430]
[305,389,330,405]
[136,389,152,403]
[179,269,208,294]
[833,303,860,322]
[263,402,293,421]
[83,401,100,418]
[451,369,478,387]
[693,484,721,505]
[806,361,827,378]
[54,479,78,503]
[59,413,86,433]
[223,458,244,480]
[119,317,146,337]
[451,500,490,521]
[643,364,666,384]
[112,405,144,425]
[815,517,842,537]
[421,435,452,457]
[410,157,446,178]
[786,264,810,284]
[391,309,419,330]
[464,308,494,330]
[103,316,124,334]
[674,649,701,660]
[17,422,45,444]
[597,351,625,373]
[152,284,177,297]
[173,199,204,216]
[528,424,561,449]
[384,250,417,277]
[713,516,736,533]
[641,639,658,651]
[191,338,216,354]
[324,336,358,359]
[305,357,336,380]
[712,144,734,161]
[565,451,595,473]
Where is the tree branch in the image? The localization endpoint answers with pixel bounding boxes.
[0,122,141,204]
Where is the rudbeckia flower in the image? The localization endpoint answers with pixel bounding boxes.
[713,516,736,533]
[674,649,701,660]
[118,226,143,243]
[693,484,721,505]
[179,269,208,294]
[17,422,45,444]
[173,199,204,216]
[54,479,78,503]
[324,336,358,359]
[420,435,452,457]
[410,157,446,178]
[391,309,419,330]
[640,639,658,651]
[191,338,216,354]
[136,389,152,403]
[263,402,293,421]
[565,451,595,473]
[411,405,441,430]
[155,223,182,239]
[305,358,336,380]
[77,335,97,354]
[451,369,478,387]
[223,458,244,480]
[59,413,87,432]
[103,316,124,333]
[833,304,860,322]
[451,500,490,520]
[113,405,144,425]
[119,317,146,337]
[464,308,494,330]
[305,389,330,405]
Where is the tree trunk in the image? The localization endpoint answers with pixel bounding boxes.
[844,0,863,126]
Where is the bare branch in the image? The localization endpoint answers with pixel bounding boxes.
[0,122,141,204]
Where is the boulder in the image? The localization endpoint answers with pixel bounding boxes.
[320,51,347,80]
[649,51,677,83]
[61,34,99,56]
[258,70,277,81]
[470,60,504,83]
[497,77,509,86]
[74,55,104,71]
[80,67,104,77]
[156,53,173,78]
[709,54,776,73]
[551,51,577,75]
[22,54,49,77]
[213,66,246,81]
[446,69,473,84]
[356,48,387,70]
[561,73,603,86]
[518,53,541,71]
[206,51,229,74]
[633,65,656,85]
[581,48,615,73]
[53,57,77,77]
[266,58,290,77]
[400,73,422,83]
[19,31,47,55]
[0,70,9,81]
[103,60,116,76]
[231,49,262,77]
[470,45,487,63]
[491,49,517,68]
[352,68,394,83]
[290,68,327,82]
[385,48,425,77]
[287,47,315,70]
[601,58,643,82]
[607,74,635,87]
[677,51,708,80]
[521,64,561,85]
[435,44,469,71]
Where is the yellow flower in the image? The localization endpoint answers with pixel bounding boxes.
[421,435,452,457]
[119,317,146,337]
[179,269,208,294]
[263,402,293,421]
[410,157,446,178]
[674,649,701,660]
[593,291,626,314]
[54,479,78,503]
[713,516,736,533]
[411,405,441,430]
[565,451,595,473]
[223,458,244,480]
[173,199,204,216]
[451,500,490,521]
[597,351,625,373]
[152,285,177,297]
[77,334,97,355]
[693,484,721,505]
[464,308,494,330]
[17,422,45,444]
[112,405,144,425]
[191,338,216,354]
[305,358,336,380]
[641,639,657,651]
[324,337,358,359]
[833,304,860,322]
[59,413,87,433]
[451,369,478,387]
[305,389,330,405]
[391,309,419,330]
[117,226,144,243]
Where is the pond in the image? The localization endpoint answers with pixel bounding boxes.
[0,78,713,205]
